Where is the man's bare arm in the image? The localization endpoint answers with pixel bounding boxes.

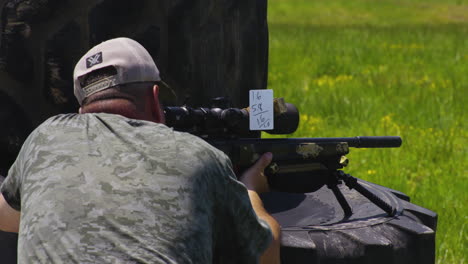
[0,194,20,233]
[240,153,281,264]
[247,190,281,264]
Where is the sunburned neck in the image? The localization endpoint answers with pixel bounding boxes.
[80,99,151,121]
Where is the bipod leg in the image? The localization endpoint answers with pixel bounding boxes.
[327,177,353,218]
[330,185,353,218]
[337,171,397,216]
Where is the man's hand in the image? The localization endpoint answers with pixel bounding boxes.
[239,152,273,194]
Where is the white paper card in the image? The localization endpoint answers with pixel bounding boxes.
[249,89,274,130]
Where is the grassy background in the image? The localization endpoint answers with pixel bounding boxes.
[265,0,467,263]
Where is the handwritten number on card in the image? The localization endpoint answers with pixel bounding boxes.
[249,90,273,130]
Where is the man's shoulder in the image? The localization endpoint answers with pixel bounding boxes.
[172,131,226,156]
[38,113,155,130]
[35,113,229,162]
[37,113,87,129]
[25,114,80,138]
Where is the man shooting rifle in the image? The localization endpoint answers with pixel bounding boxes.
[0,37,280,263]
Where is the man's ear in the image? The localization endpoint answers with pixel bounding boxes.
[152,84,166,124]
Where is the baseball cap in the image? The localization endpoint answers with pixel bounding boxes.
[73,37,176,105]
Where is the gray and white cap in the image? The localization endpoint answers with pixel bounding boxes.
[73,37,173,105]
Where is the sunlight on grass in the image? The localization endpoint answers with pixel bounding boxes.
[266,0,467,263]
[268,0,468,26]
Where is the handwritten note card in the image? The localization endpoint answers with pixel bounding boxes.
[249,89,274,130]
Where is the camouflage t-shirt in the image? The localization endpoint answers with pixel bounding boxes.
[1,113,272,263]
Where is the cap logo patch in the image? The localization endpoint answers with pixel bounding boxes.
[86,52,103,68]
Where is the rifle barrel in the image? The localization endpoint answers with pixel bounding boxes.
[213,136,402,148]
[346,136,402,148]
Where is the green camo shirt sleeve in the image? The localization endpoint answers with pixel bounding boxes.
[211,154,274,263]
[1,123,37,211]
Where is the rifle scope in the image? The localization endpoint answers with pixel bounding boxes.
[164,99,299,137]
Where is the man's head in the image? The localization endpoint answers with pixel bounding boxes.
[73,37,174,123]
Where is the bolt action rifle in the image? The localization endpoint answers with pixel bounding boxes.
[164,98,401,217]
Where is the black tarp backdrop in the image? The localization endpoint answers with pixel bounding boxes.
[0,0,268,176]
[0,1,268,262]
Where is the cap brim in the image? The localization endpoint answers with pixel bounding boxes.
[157,80,178,105]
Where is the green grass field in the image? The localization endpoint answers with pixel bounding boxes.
[265,0,467,263]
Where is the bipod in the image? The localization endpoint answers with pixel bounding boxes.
[327,170,397,218]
